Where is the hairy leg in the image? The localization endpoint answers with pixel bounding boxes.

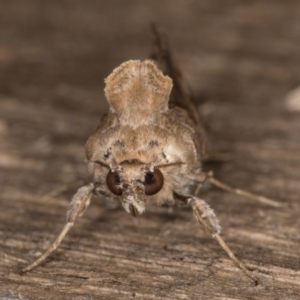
[174,192,258,284]
[20,183,96,274]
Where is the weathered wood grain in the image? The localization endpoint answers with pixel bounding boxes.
[0,1,300,299]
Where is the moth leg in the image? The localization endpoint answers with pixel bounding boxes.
[174,193,258,284]
[204,171,282,208]
[20,183,95,274]
[194,184,202,196]
[41,179,85,201]
[193,172,207,196]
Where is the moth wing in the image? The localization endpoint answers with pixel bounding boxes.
[150,26,210,159]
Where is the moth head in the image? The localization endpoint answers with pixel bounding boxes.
[105,160,164,217]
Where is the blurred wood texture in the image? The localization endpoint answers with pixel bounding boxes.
[1,1,300,299]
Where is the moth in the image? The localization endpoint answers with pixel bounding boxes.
[20,30,281,283]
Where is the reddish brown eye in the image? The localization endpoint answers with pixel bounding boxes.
[106,170,122,196]
[144,168,164,195]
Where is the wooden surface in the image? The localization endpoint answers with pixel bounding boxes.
[1,1,300,299]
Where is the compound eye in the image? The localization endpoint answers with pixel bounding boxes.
[144,169,164,195]
[106,170,122,196]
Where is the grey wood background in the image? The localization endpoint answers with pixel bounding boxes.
[0,1,300,299]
